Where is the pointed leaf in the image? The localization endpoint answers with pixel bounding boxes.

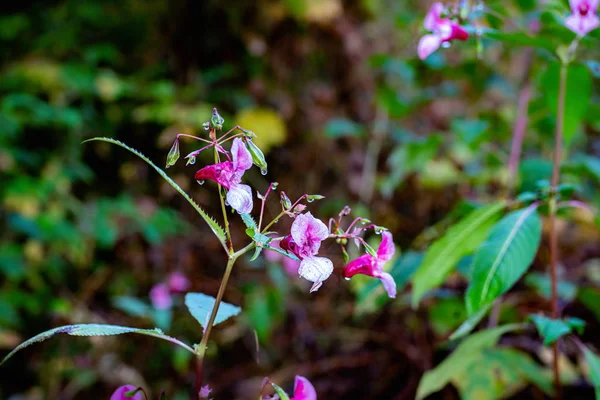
[412,202,506,307]
[1,324,194,365]
[466,205,541,315]
[83,138,227,248]
[449,303,492,340]
[185,292,241,329]
[416,324,524,400]
[530,315,585,346]
[583,345,600,398]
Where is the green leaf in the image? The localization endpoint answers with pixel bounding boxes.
[411,202,506,307]
[484,30,555,50]
[1,324,194,365]
[324,118,365,139]
[524,272,578,302]
[583,346,600,398]
[185,292,241,329]
[416,324,524,399]
[530,315,585,346]
[584,60,600,78]
[466,206,542,315]
[541,63,592,145]
[240,213,257,231]
[83,138,227,248]
[449,303,492,340]
[270,382,291,400]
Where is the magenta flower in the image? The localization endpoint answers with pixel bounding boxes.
[418,2,469,60]
[342,231,397,298]
[110,385,142,400]
[290,376,317,400]
[195,137,253,214]
[150,283,172,309]
[565,0,599,36]
[167,272,190,293]
[199,385,212,399]
[280,212,333,292]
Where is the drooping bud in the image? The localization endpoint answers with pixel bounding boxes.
[244,138,268,174]
[293,204,307,214]
[339,205,351,215]
[166,138,180,168]
[306,194,326,203]
[210,108,225,131]
[281,192,292,210]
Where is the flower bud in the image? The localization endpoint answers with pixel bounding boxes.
[166,138,180,168]
[293,204,307,214]
[210,108,224,131]
[244,138,268,174]
[306,194,325,203]
[281,192,292,210]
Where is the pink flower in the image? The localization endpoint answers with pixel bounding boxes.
[110,385,142,400]
[150,283,172,309]
[199,385,212,399]
[342,231,397,298]
[290,376,317,400]
[565,0,599,36]
[280,212,333,292]
[418,2,469,60]
[167,272,190,293]
[195,138,253,214]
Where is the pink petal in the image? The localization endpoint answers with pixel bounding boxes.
[565,13,600,35]
[150,283,172,310]
[378,272,397,299]
[570,0,599,13]
[298,256,333,292]
[231,138,253,172]
[168,272,190,293]
[226,183,253,214]
[290,212,329,255]
[376,231,395,262]
[291,376,317,400]
[195,162,235,189]
[424,2,444,31]
[418,34,443,60]
[342,254,375,279]
[199,385,212,399]
[110,385,142,400]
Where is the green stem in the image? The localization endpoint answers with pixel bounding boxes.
[194,242,255,394]
[549,61,567,400]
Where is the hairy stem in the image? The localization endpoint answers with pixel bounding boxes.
[195,242,255,395]
[549,62,567,399]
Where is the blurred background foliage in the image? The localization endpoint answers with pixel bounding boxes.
[1,0,600,399]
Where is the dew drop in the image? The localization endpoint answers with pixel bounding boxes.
[442,42,451,49]
[344,277,351,281]
[307,198,314,203]
[261,168,268,176]
[196,180,205,185]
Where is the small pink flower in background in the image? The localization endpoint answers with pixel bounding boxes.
[418,2,469,60]
[199,385,212,399]
[167,271,190,293]
[110,385,142,400]
[150,283,172,309]
[280,212,333,292]
[343,231,397,298]
[264,242,301,276]
[290,376,317,400]
[195,138,254,214]
[565,0,599,36]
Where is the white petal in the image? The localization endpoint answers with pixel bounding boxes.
[226,184,253,214]
[418,34,443,60]
[298,256,333,292]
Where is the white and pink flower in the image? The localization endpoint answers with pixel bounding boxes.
[418,2,469,60]
[195,138,254,214]
[280,212,333,293]
[290,376,317,400]
[565,0,599,36]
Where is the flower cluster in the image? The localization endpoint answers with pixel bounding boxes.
[418,2,469,60]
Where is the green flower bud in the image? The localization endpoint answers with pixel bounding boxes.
[306,194,326,203]
[166,138,180,168]
[244,138,268,175]
[210,108,224,131]
[281,192,292,210]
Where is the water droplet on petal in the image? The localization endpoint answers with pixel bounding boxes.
[196,180,205,185]
[187,157,196,165]
[260,168,268,176]
[344,277,351,281]
[307,198,314,203]
[442,42,451,49]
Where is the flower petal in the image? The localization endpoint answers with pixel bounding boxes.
[290,212,329,254]
[424,2,444,31]
[110,385,142,400]
[298,256,333,292]
[195,162,235,189]
[231,137,253,172]
[291,376,317,400]
[226,183,253,214]
[168,272,190,293]
[376,231,396,262]
[418,34,443,60]
[342,254,374,278]
[378,272,397,299]
[565,13,600,36]
[150,283,172,310]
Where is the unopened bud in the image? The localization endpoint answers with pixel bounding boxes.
[244,138,268,173]
[340,205,351,215]
[281,192,292,210]
[306,194,326,203]
[210,108,224,131]
[166,138,180,168]
[293,204,307,214]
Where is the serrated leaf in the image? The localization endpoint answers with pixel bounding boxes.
[240,213,257,231]
[250,246,262,261]
[530,315,585,346]
[83,138,227,248]
[412,202,506,307]
[1,324,194,365]
[185,292,241,329]
[416,324,524,399]
[466,205,542,315]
